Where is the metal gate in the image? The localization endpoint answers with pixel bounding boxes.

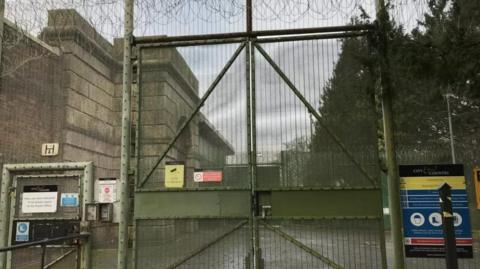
[132,13,387,269]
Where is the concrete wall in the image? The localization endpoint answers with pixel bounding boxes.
[41,9,122,180]
[136,46,201,188]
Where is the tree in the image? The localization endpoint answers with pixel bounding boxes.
[310,0,480,169]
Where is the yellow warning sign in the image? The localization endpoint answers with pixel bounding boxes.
[474,168,480,209]
[165,162,184,188]
[400,176,466,190]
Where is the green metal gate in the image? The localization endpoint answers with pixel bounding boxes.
[132,23,387,268]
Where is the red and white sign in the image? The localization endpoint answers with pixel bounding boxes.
[98,180,117,203]
[405,237,473,246]
[193,171,222,183]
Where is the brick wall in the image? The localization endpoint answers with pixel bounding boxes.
[0,22,64,165]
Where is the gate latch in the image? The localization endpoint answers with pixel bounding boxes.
[261,205,271,218]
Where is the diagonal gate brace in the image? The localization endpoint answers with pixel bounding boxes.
[254,43,378,187]
[167,220,248,269]
[138,42,246,188]
[262,221,344,269]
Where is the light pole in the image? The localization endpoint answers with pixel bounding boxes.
[445,93,456,164]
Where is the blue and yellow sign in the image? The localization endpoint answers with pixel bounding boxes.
[400,164,472,258]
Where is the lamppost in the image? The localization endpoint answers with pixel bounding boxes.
[445,93,456,164]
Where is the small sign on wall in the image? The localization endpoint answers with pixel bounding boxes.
[15,222,29,242]
[194,170,223,183]
[98,180,117,203]
[41,143,59,156]
[165,162,185,188]
[21,185,58,213]
[61,193,79,207]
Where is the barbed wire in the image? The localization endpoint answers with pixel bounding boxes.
[388,0,430,31]
[2,0,430,78]
[5,0,432,38]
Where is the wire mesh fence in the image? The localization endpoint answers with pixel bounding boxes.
[135,218,250,269]
[386,0,480,267]
[0,233,88,269]
[136,43,249,190]
[254,37,380,190]
[260,218,385,269]
[1,0,479,268]
[9,246,79,269]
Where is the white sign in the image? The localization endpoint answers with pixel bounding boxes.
[22,192,58,213]
[16,222,30,242]
[98,180,117,203]
[41,143,59,156]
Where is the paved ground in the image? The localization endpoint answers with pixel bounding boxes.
[10,223,480,268]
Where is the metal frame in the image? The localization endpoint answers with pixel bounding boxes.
[133,24,374,46]
[0,162,93,269]
[123,0,401,268]
[0,233,89,269]
[131,36,388,268]
[12,174,81,221]
[134,32,380,190]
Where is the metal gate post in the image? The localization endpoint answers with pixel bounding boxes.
[0,0,5,70]
[375,0,405,268]
[132,45,143,269]
[250,41,262,269]
[80,162,93,269]
[0,167,11,269]
[118,0,134,268]
[245,38,255,269]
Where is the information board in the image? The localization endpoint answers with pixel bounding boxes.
[21,185,58,213]
[400,164,472,258]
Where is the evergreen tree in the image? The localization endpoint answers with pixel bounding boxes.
[310,0,480,165]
